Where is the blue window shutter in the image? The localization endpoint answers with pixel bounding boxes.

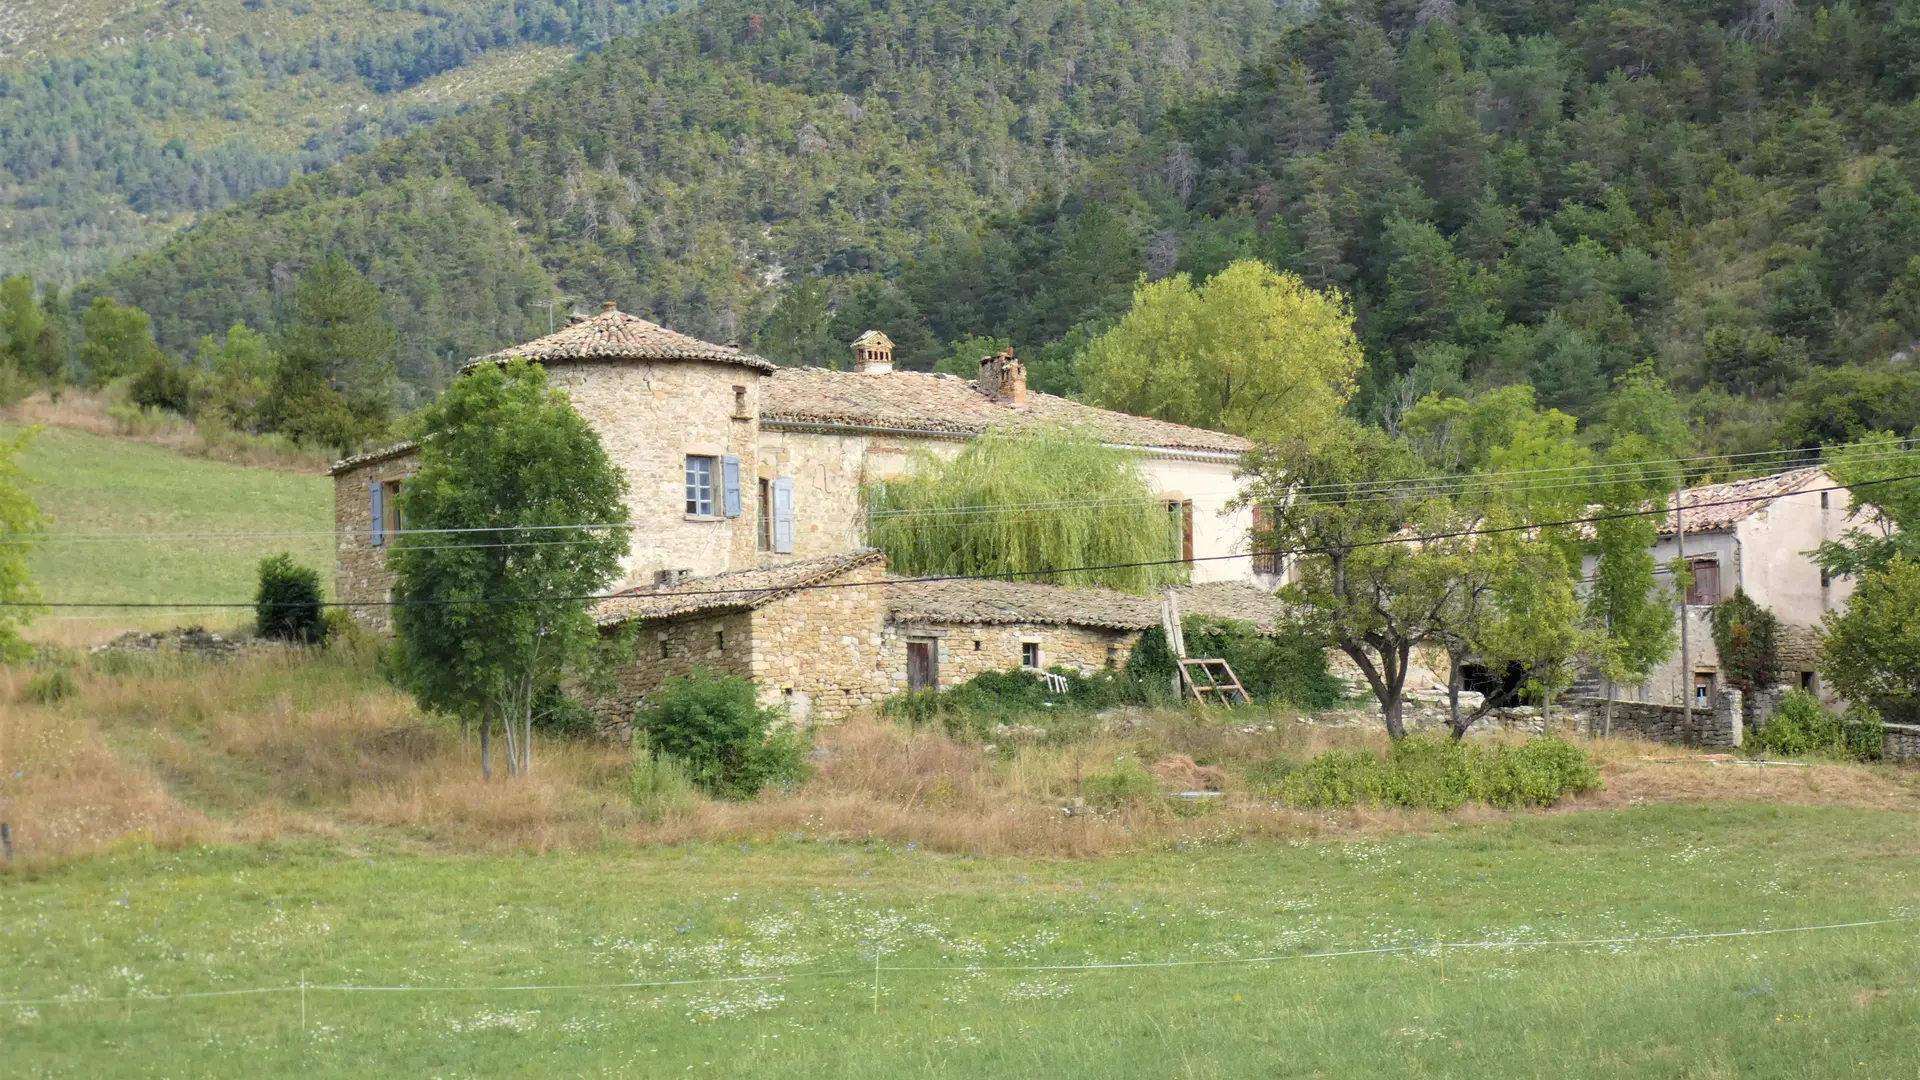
[773,477,794,554]
[722,456,742,518]
[369,481,384,546]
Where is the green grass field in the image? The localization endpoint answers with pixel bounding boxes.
[7,424,333,618]
[5,804,1917,1077]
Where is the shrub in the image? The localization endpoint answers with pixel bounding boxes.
[1247,734,1600,811]
[24,667,77,703]
[1127,617,1341,709]
[634,669,811,799]
[628,738,701,823]
[128,356,195,416]
[883,665,1135,741]
[256,552,326,643]
[1753,690,1883,761]
[1710,590,1779,692]
[1081,757,1160,809]
[532,685,598,738]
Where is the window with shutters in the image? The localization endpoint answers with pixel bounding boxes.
[685,455,717,516]
[1021,641,1041,669]
[382,480,404,538]
[772,478,795,553]
[1685,558,1720,605]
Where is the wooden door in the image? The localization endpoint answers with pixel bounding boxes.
[907,640,938,692]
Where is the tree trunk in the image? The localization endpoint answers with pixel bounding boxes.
[1447,653,1462,731]
[480,707,493,782]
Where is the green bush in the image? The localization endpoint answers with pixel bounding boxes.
[256,552,326,644]
[128,356,195,416]
[634,669,811,799]
[1247,734,1601,811]
[628,738,701,823]
[1127,617,1341,709]
[1753,690,1883,761]
[532,685,598,738]
[1081,757,1160,809]
[24,667,77,703]
[883,665,1134,741]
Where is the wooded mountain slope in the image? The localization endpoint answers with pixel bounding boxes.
[0,0,678,286]
[83,0,1288,391]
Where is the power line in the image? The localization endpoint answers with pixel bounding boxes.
[7,472,1911,610]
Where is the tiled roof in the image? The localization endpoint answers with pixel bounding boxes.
[593,549,885,625]
[468,304,775,372]
[761,367,1251,454]
[885,577,1292,632]
[329,439,421,476]
[1662,467,1826,535]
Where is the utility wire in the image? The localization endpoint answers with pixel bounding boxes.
[7,472,1911,610]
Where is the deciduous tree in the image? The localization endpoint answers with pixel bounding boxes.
[390,359,629,779]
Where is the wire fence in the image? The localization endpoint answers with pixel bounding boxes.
[4,914,1913,1010]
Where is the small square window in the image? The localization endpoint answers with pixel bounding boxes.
[973,640,981,652]
[715,630,725,651]
[659,636,670,660]
[685,455,717,515]
[1021,641,1040,669]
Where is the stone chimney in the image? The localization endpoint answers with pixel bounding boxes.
[978,348,1028,405]
[851,329,894,374]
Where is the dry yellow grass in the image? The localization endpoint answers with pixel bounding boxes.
[3,651,1915,868]
[1,389,334,473]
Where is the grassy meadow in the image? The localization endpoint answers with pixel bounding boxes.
[3,808,1918,1078]
[4,417,333,634]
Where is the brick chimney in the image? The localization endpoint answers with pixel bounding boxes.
[978,348,1028,405]
[851,330,894,374]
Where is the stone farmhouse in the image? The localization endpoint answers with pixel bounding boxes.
[1576,466,1861,713]
[330,305,1280,720]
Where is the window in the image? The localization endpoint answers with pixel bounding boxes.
[1251,504,1279,575]
[757,478,772,551]
[1821,490,1830,510]
[973,640,981,652]
[685,455,717,516]
[1685,558,1720,605]
[1800,671,1816,692]
[715,630,725,652]
[732,385,749,418]
[1821,566,1831,588]
[659,635,670,660]
[1693,672,1715,708]
[1166,500,1194,563]
[1021,641,1041,669]
[369,479,405,546]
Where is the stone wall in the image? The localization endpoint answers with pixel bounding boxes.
[545,358,766,588]
[882,620,1134,692]
[1884,724,1920,761]
[1561,692,1744,747]
[333,451,421,631]
[588,609,756,737]
[748,558,894,722]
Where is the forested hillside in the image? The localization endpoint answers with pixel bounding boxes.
[877,0,1920,455]
[83,0,1289,390]
[0,0,678,286]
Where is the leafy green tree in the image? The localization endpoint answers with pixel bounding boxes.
[1710,589,1779,695]
[756,278,840,368]
[1812,433,1920,578]
[864,430,1183,593]
[0,427,48,661]
[77,296,164,386]
[634,670,810,799]
[390,359,630,780]
[192,323,278,432]
[1820,557,1920,715]
[1,275,46,400]
[1249,420,1454,738]
[1078,260,1363,443]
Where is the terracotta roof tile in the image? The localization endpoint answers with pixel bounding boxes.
[1663,467,1825,535]
[761,367,1250,454]
[468,305,775,372]
[885,577,1292,632]
[329,439,421,476]
[594,549,885,625]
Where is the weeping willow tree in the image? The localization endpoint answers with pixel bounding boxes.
[863,429,1186,593]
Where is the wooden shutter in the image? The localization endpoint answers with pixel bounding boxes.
[1251,505,1276,575]
[369,480,384,546]
[773,477,795,553]
[722,456,742,518]
[1181,501,1194,563]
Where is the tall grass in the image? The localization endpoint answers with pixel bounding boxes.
[863,429,1186,592]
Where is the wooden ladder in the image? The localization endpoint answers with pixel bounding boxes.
[1177,658,1251,706]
